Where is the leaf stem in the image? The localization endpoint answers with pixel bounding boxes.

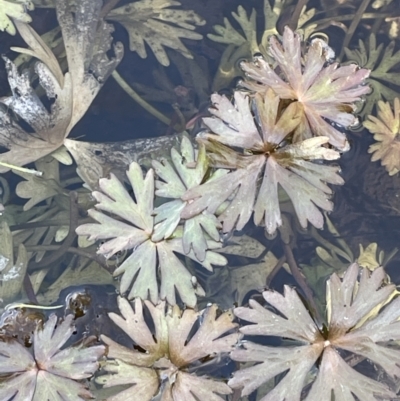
[339,0,372,60]
[111,70,171,126]
[25,245,112,272]
[282,241,323,323]
[0,162,43,176]
[100,0,120,19]
[288,0,309,31]
[28,191,79,270]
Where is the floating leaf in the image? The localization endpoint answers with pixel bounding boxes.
[76,162,226,307]
[97,297,239,401]
[364,97,400,175]
[152,136,221,261]
[229,263,400,400]
[182,89,344,234]
[0,0,123,173]
[241,26,370,150]
[0,314,105,400]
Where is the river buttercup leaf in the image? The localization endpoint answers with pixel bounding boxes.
[344,34,400,117]
[241,26,370,151]
[152,136,221,261]
[0,0,33,35]
[364,97,400,175]
[182,89,343,234]
[97,297,239,401]
[229,263,400,400]
[76,162,226,307]
[107,0,205,67]
[0,314,105,400]
[0,0,123,173]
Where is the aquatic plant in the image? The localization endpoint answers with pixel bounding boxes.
[97,297,240,401]
[229,263,400,400]
[0,0,123,173]
[152,136,221,261]
[0,1,399,400]
[182,89,344,234]
[344,34,400,117]
[0,314,105,400]
[0,0,33,35]
[76,161,226,307]
[364,97,400,175]
[0,221,28,305]
[107,0,205,67]
[207,0,317,91]
[240,26,370,150]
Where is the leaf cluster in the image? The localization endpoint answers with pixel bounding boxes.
[229,263,400,400]
[0,0,123,173]
[97,297,240,401]
[76,139,227,307]
[0,314,105,400]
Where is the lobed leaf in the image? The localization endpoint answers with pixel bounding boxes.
[152,137,221,261]
[0,314,104,400]
[0,0,33,35]
[0,0,122,173]
[107,0,204,66]
[76,161,226,307]
[241,26,370,150]
[183,89,343,234]
[364,97,400,175]
[99,297,238,401]
[229,263,400,400]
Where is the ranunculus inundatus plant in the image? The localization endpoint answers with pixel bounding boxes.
[229,263,400,400]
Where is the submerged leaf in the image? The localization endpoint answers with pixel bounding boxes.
[344,34,400,117]
[229,263,400,400]
[0,221,28,305]
[0,314,105,400]
[14,156,63,211]
[107,0,204,66]
[98,297,239,401]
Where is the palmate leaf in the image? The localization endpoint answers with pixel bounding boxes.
[107,0,205,67]
[152,136,221,261]
[363,97,400,175]
[240,26,370,151]
[207,0,316,56]
[182,89,343,234]
[0,0,123,173]
[229,263,400,401]
[76,162,226,307]
[97,297,239,401]
[0,314,105,401]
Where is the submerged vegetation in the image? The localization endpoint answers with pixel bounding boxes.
[0,0,400,400]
